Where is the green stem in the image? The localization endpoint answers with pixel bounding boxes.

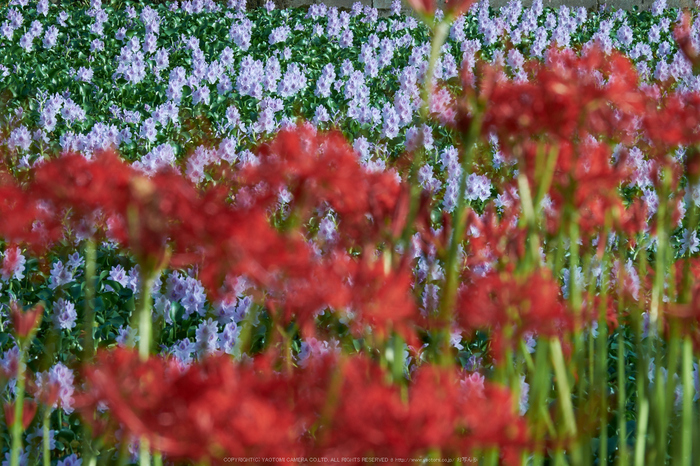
[534,143,560,210]
[397,20,450,257]
[597,221,611,466]
[43,407,50,466]
[116,435,130,466]
[10,345,26,466]
[517,173,541,269]
[83,239,97,360]
[657,323,680,466]
[82,240,97,465]
[681,336,693,466]
[139,438,150,466]
[234,304,259,359]
[650,172,670,335]
[391,333,405,382]
[435,111,482,364]
[635,239,650,466]
[137,272,155,361]
[635,397,649,466]
[617,327,628,465]
[551,338,577,437]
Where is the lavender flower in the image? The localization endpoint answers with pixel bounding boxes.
[680,229,700,256]
[405,124,433,152]
[37,0,49,16]
[269,25,290,45]
[195,318,219,355]
[339,28,353,48]
[48,363,75,414]
[191,84,211,106]
[230,17,253,51]
[57,454,81,466]
[219,322,240,354]
[1,247,25,281]
[277,63,307,98]
[315,63,336,98]
[418,164,442,193]
[236,56,264,99]
[7,125,31,152]
[313,105,331,125]
[53,298,77,330]
[381,103,400,140]
[616,23,634,48]
[651,0,667,16]
[116,325,138,348]
[263,56,281,93]
[76,66,93,83]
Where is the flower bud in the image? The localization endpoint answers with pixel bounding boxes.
[10,302,44,340]
[4,399,37,430]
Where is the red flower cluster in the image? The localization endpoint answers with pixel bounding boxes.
[242,124,402,247]
[456,268,571,360]
[80,349,528,465]
[478,45,645,146]
[0,125,418,339]
[643,91,700,152]
[311,357,528,464]
[80,349,303,464]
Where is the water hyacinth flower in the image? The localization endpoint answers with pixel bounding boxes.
[52,298,77,331]
[75,66,93,83]
[56,454,81,466]
[7,126,32,152]
[1,247,25,281]
[230,17,253,51]
[277,63,307,98]
[269,25,290,45]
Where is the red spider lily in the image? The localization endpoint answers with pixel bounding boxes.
[0,180,53,250]
[81,349,529,464]
[346,256,420,345]
[664,259,700,349]
[444,0,477,19]
[29,372,60,407]
[643,91,700,151]
[519,137,637,239]
[80,349,302,464]
[405,0,435,17]
[10,302,44,340]
[3,399,37,430]
[1,245,22,279]
[581,294,619,333]
[456,268,572,360]
[674,12,700,76]
[472,45,645,146]
[463,200,527,271]
[30,151,204,268]
[243,124,403,247]
[312,356,528,462]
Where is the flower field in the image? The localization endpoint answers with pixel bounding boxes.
[4,0,700,464]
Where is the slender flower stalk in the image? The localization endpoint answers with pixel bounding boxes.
[42,407,50,466]
[617,325,627,465]
[681,336,693,466]
[83,240,97,361]
[398,20,450,255]
[81,240,98,466]
[9,346,26,466]
[436,111,482,364]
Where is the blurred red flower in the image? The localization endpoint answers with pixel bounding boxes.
[456,268,571,360]
[3,399,37,431]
